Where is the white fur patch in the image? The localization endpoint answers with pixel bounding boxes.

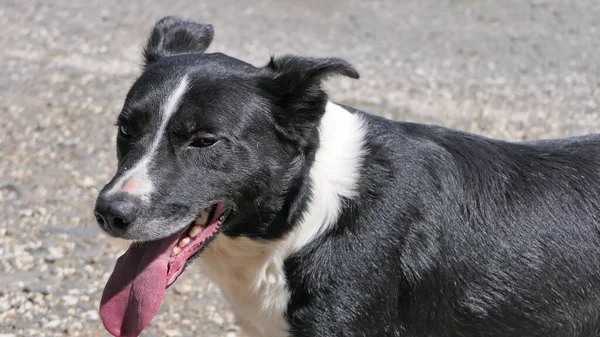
[198,236,290,337]
[198,102,367,337]
[285,102,366,250]
[107,75,189,200]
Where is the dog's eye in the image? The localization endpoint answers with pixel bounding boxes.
[189,136,219,148]
[118,125,131,137]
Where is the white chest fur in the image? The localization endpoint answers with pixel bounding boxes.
[197,102,366,337]
[198,236,290,337]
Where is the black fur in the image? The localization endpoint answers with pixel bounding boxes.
[285,114,600,336]
[143,16,214,66]
[96,17,600,337]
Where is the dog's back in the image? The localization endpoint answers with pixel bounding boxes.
[285,110,600,336]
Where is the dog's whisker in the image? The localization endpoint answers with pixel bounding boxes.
[76,194,97,201]
[253,200,264,229]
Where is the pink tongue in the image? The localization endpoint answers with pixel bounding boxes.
[99,231,181,337]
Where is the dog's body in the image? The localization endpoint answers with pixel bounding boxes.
[95,17,600,337]
[200,102,600,337]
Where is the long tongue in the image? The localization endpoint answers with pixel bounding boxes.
[99,230,182,337]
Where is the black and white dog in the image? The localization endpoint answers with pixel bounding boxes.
[94,17,600,337]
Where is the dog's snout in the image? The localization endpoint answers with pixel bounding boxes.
[94,192,140,236]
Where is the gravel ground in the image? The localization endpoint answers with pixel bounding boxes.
[1,0,599,336]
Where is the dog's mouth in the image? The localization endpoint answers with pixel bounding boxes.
[99,202,229,337]
[167,202,230,285]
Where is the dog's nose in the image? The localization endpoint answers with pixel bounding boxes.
[94,192,139,235]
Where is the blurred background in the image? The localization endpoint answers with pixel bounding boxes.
[1,0,599,336]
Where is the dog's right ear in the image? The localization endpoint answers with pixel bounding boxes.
[143,16,214,66]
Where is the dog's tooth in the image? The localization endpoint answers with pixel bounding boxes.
[189,225,202,238]
[195,211,209,225]
[171,247,180,257]
[179,237,190,247]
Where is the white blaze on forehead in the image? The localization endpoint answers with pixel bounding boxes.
[107,75,190,200]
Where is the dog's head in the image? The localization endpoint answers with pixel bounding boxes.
[94,17,358,337]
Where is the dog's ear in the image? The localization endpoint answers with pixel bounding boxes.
[260,55,359,145]
[143,16,214,66]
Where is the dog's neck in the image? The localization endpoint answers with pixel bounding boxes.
[283,102,366,252]
[197,102,367,337]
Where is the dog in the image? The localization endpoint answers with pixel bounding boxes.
[94,16,600,337]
